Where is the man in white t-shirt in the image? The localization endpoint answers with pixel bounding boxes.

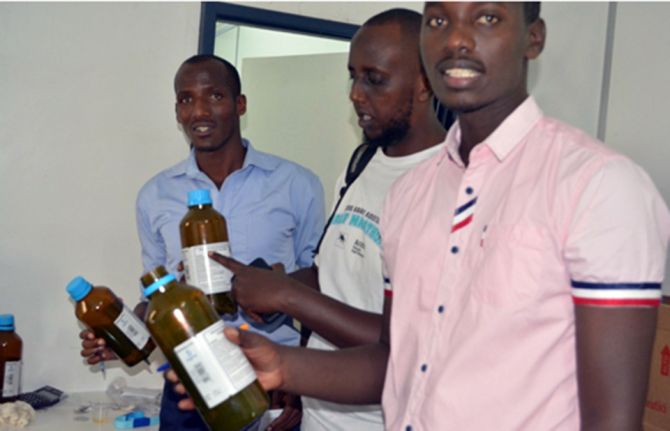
[206,9,448,431]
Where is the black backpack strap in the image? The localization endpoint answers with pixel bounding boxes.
[302,143,377,343]
[313,143,378,257]
[344,142,377,188]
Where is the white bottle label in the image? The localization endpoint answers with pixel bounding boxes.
[182,242,233,294]
[174,320,256,409]
[114,306,151,350]
[2,361,21,397]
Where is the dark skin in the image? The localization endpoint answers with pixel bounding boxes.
[80,59,301,430]
[174,59,247,188]
[209,20,445,349]
[167,298,392,408]
[421,2,656,429]
[421,1,544,165]
[173,3,658,429]
[575,307,657,430]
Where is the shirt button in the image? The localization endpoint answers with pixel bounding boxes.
[437,305,445,314]
[466,186,474,195]
[421,363,428,372]
[451,246,459,254]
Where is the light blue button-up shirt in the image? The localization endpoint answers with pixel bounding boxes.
[136,139,325,345]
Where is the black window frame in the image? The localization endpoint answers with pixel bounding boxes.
[198,2,359,54]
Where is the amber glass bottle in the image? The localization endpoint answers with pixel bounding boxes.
[0,314,22,402]
[66,277,154,366]
[180,189,236,315]
[142,266,268,431]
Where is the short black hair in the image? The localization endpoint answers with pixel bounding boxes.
[178,54,241,96]
[361,8,423,72]
[523,2,541,25]
[363,8,422,40]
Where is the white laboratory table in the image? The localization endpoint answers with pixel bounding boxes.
[18,392,159,431]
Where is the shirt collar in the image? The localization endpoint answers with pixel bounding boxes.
[443,96,544,165]
[166,138,279,179]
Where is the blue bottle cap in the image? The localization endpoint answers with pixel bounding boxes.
[143,274,176,297]
[66,276,93,301]
[0,314,14,331]
[187,189,212,207]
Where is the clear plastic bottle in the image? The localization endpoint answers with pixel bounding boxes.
[0,314,22,402]
[66,277,155,366]
[142,266,268,431]
[180,189,236,315]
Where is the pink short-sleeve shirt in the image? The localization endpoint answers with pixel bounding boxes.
[380,97,670,430]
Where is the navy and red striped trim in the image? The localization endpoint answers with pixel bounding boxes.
[571,280,661,307]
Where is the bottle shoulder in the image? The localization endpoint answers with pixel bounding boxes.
[180,209,229,245]
[145,284,219,328]
[180,208,227,224]
[0,332,22,349]
[76,286,122,321]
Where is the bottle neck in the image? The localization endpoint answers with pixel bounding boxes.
[145,277,178,300]
[146,286,164,300]
[188,203,212,210]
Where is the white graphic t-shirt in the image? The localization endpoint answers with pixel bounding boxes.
[302,143,444,431]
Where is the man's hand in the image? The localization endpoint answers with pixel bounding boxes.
[209,253,292,318]
[164,368,194,410]
[168,326,286,411]
[225,326,285,391]
[79,330,117,364]
[267,391,302,431]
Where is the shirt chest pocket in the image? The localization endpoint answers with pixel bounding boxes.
[467,224,555,308]
[227,211,296,267]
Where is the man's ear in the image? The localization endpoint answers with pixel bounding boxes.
[526,18,546,60]
[416,70,433,103]
[236,94,247,116]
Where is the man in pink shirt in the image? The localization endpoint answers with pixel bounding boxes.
[172,2,670,429]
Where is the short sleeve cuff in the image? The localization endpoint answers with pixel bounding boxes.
[571,280,661,307]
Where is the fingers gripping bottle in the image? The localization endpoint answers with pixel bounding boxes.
[180,189,236,316]
[0,314,22,402]
[141,266,268,431]
[66,277,155,366]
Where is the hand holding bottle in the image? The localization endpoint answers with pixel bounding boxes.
[267,390,302,431]
[67,277,154,368]
[142,265,268,430]
[167,325,285,412]
[79,330,117,364]
[223,326,285,395]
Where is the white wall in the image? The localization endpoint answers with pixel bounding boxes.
[604,2,670,290]
[215,25,350,68]
[0,2,200,393]
[1,2,670,396]
[529,2,609,137]
[242,52,357,208]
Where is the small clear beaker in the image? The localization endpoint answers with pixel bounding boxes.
[90,402,110,424]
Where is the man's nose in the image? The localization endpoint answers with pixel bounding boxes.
[445,23,475,54]
[349,79,365,104]
[193,97,212,117]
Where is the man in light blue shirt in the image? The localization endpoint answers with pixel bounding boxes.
[80,54,323,430]
[136,55,324,430]
[136,139,323,344]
